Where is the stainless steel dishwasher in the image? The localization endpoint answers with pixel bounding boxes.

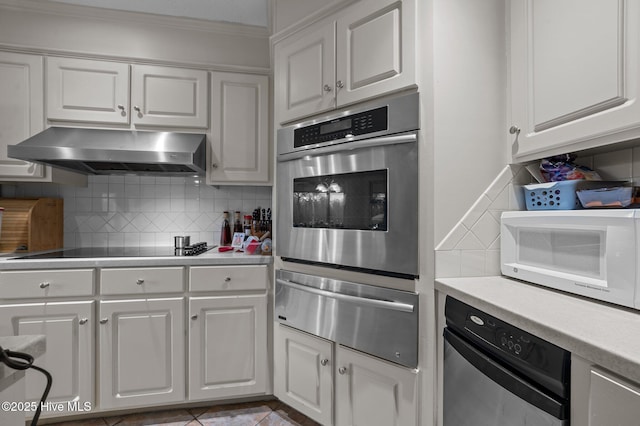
[443,296,570,426]
[275,269,418,368]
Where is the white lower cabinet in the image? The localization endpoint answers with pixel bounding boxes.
[98,298,185,410]
[274,323,334,425]
[274,323,418,426]
[188,295,267,400]
[0,301,94,416]
[572,355,640,425]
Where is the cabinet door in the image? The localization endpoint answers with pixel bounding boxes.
[131,65,208,128]
[98,298,185,409]
[0,52,47,180]
[336,0,416,107]
[0,301,94,417]
[510,0,640,161]
[46,57,130,124]
[274,324,333,426]
[335,345,417,426]
[274,18,336,124]
[188,295,267,400]
[209,72,269,184]
[587,367,640,426]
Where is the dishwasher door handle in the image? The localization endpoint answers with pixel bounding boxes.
[276,278,415,313]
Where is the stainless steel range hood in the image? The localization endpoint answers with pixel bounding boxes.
[8,127,207,176]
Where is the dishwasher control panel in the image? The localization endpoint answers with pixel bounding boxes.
[444,296,570,397]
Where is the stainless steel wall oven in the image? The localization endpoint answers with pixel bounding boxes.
[276,92,419,278]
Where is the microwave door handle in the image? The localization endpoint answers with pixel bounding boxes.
[276,278,415,313]
[277,133,417,162]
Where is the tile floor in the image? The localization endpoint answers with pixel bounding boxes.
[43,400,321,426]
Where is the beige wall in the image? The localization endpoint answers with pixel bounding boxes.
[0,0,270,71]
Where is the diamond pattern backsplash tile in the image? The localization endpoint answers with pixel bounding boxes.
[0,176,272,248]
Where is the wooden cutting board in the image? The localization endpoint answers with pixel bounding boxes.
[0,198,63,252]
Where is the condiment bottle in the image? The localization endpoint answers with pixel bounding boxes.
[233,211,243,233]
[220,211,232,246]
[244,215,252,238]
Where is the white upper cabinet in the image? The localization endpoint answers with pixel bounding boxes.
[274,19,336,124]
[131,65,208,128]
[510,0,640,162]
[208,72,270,184]
[47,57,130,124]
[335,0,416,107]
[47,57,208,128]
[274,0,416,124]
[0,52,85,184]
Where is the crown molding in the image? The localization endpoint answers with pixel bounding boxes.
[0,0,270,39]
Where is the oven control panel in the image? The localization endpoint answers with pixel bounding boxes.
[294,106,388,148]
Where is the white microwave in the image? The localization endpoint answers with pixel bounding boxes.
[501,210,640,310]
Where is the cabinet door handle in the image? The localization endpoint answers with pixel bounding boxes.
[191,314,198,320]
[509,125,521,135]
[136,279,144,285]
[224,277,231,282]
[79,318,89,325]
[323,84,333,92]
[39,282,50,289]
[336,80,344,90]
[212,163,218,169]
[320,359,329,366]
[338,366,347,375]
[99,318,108,324]
[133,105,141,112]
[117,104,125,110]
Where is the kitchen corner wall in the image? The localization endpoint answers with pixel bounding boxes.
[1,176,272,248]
[436,145,640,278]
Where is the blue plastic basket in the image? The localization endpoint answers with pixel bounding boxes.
[524,180,583,210]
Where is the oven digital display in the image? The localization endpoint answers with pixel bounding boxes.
[293,106,388,148]
[320,119,352,135]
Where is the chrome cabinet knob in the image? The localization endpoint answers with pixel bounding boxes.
[336,80,344,89]
[79,318,88,325]
[320,359,329,366]
[136,279,144,285]
[133,105,141,112]
[212,163,218,169]
[338,366,347,375]
[39,282,50,289]
[99,318,108,324]
[191,314,198,320]
[509,125,521,135]
[117,104,125,110]
[323,84,333,92]
[224,277,231,282]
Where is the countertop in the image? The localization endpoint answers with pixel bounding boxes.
[0,335,46,381]
[435,276,640,384]
[0,249,273,270]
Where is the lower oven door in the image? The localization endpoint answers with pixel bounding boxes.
[443,329,569,426]
[275,269,418,368]
[276,131,418,278]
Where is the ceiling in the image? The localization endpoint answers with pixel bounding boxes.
[45,0,269,27]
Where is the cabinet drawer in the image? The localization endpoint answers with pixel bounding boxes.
[0,269,94,299]
[190,265,267,292]
[100,267,184,295]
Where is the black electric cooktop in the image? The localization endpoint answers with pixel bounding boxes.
[13,244,215,259]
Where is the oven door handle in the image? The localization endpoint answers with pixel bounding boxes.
[277,133,417,162]
[277,278,415,313]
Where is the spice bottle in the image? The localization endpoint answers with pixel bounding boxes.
[220,211,232,246]
[233,211,243,233]
[244,215,252,238]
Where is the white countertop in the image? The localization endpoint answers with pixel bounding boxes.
[435,276,640,384]
[0,249,273,270]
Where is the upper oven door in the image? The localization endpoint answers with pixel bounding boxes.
[276,131,418,277]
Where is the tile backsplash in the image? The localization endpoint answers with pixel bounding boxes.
[435,144,640,278]
[1,176,272,248]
